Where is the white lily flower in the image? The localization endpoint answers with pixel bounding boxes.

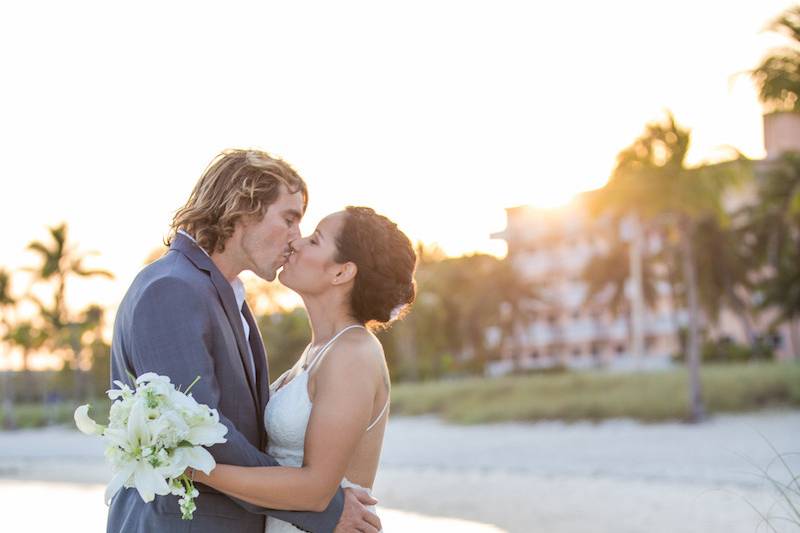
[186,419,228,447]
[136,372,172,385]
[127,399,153,448]
[150,411,189,449]
[77,371,225,519]
[183,446,216,475]
[107,380,134,400]
[108,398,133,427]
[74,405,104,436]
[104,462,137,505]
[103,426,131,452]
[133,460,171,503]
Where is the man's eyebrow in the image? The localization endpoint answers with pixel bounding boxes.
[283,209,302,221]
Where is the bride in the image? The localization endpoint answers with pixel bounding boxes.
[191,206,417,533]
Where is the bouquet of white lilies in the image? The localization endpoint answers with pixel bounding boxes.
[74,372,228,520]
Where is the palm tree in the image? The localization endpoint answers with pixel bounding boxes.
[419,254,493,374]
[691,216,758,347]
[485,258,543,371]
[375,246,451,381]
[0,269,17,429]
[741,152,800,354]
[79,304,107,399]
[751,6,800,113]
[4,321,47,404]
[760,244,800,355]
[4,322,47,374]
[581,232,658,351]
[588,112,750,422]
[27,223,113,399]
[27,223,113,324]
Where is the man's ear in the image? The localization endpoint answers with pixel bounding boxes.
[334,262,358,285]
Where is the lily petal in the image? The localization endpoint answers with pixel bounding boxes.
[105,462,136,505]
[74,405,103,436]
[127,400,151,446]
[187,423,228,446]
[136,372,171,385]
[184,446,216,475]
[133,462,170,503]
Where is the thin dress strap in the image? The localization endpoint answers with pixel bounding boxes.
[304,324,366,372]
[304,324,389,432]
[366,399,390,432]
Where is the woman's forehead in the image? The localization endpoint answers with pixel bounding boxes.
[317,211,346,231]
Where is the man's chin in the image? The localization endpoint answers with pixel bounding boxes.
[255,268,278,282]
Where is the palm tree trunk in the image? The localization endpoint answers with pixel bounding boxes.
[623,302,634,357]
[512,320,526,372]
[397,323,418,381]
[1,370,16,430]
[680,223,706,423]
[665,244,684,354]
[70,332,85,401]
[727,292,757,354]
[21,350,33,404]
[629,216,647,367]
[790,317,800,359]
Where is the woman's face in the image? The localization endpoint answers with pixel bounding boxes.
[278,211,348,295]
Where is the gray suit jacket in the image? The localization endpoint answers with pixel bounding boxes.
[106,233,344,533]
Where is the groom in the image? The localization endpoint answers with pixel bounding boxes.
[107,149,381,533]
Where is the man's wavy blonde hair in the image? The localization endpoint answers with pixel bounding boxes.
[168,149,308,254]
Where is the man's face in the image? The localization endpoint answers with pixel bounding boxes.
[239,185,305,281]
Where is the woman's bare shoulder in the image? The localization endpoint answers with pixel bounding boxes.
[319,327,385,377]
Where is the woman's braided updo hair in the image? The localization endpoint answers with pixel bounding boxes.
[334,207,417,330]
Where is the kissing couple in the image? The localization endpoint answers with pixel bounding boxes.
[107,149,417,533]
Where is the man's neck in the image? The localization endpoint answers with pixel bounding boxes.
[178,229,244,282]
[210,251,244,283]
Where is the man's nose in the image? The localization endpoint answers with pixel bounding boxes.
[288,237,304,251]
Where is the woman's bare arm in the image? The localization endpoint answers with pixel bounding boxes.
[193,337,380,511]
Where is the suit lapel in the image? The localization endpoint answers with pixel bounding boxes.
[170,234,259,411]
[242,301,270,450]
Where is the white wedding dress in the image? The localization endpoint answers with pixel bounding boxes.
[264,325,388,533]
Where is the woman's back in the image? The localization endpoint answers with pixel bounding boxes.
[265,325,390,489]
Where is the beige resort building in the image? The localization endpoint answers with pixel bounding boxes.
[488,112,800,375]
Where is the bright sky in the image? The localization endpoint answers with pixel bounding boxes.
[0,0,796,317]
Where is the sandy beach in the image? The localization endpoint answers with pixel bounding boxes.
[1,411,798,532]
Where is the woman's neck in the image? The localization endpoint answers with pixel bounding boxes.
[302,294,361,348]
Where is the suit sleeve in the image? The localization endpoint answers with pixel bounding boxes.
[129,275,344,533]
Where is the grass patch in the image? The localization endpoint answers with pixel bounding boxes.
[2,362,798,428]
[0,397,111,430]
[390,362,800,424]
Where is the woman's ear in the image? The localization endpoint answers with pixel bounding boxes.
[333,262,357,285]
